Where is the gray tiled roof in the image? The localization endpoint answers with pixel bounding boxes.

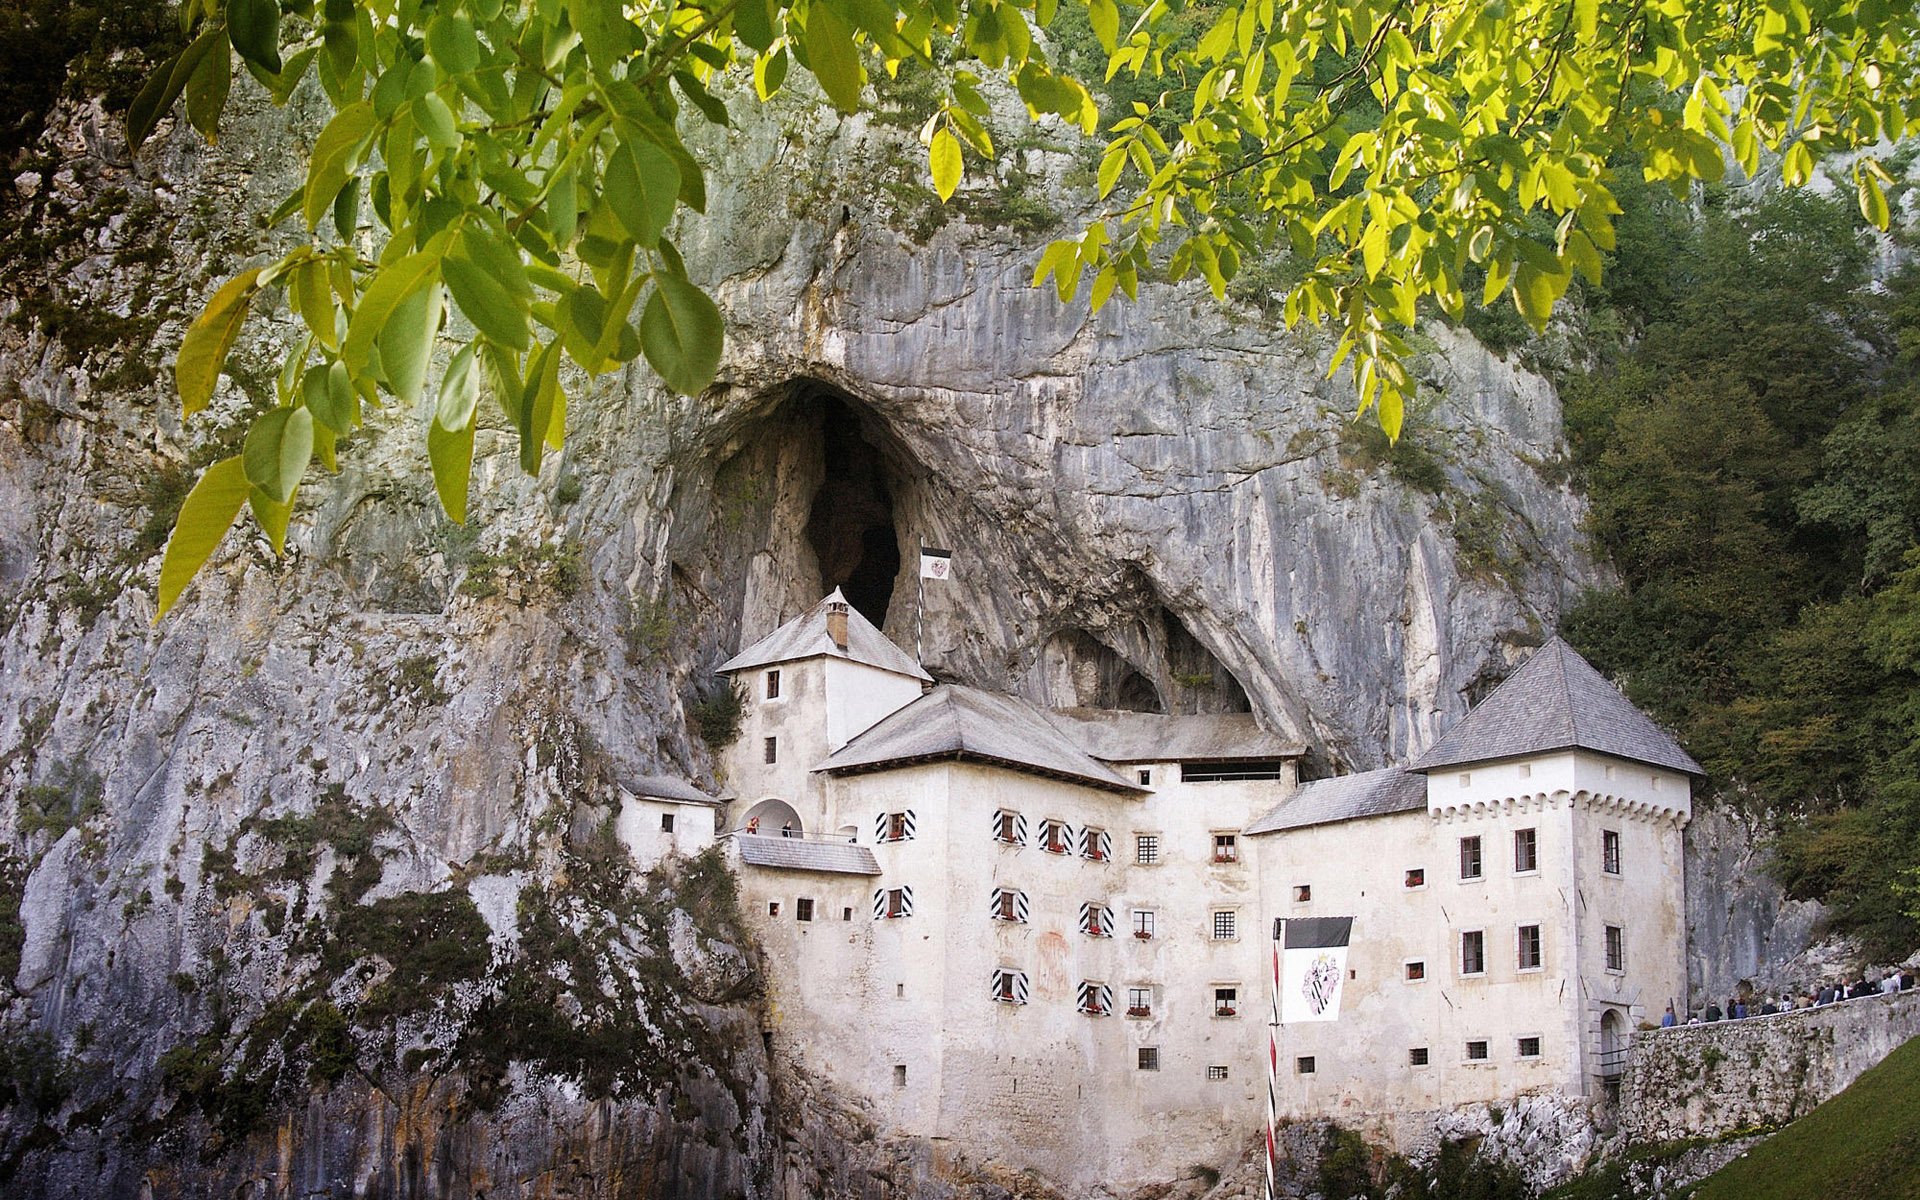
[618,774,721,806]
[817,686,1146,793]
[735,833,881,875]
[1244,767,1428,835]
[717,589,932,682]
[1409,638,1703,775]
[1049,709,1306,763]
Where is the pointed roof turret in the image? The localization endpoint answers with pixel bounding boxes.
[1409,637,1703,776]
[717,588,933,682]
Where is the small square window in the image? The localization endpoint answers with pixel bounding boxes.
[1138,768,1153,786]
[1136,834,1161,865]
[1296,1056,1316,1075]
[796,898,814,922]
[1518,763,1532,778]
[1293,884,1312,903]
[1132,910,1156,939]
[893,1064,907,1088]
[1405,867,1425,889]
[1514,828,1538,873]
[1409,1047,1429,1067]
[1517,924,1542,970]
[1518,1036,1542,1058]
[1461,930,1486,975]
[1213,833,1239,863]
[661,812,675,833]
[1211,911,1237,941]
[1127,987,1153,1017]
[765,669,781,699]
[1207,1065,1229,1081]
[763,736,778,764]
[1138,1047,1160,1071]
[767,901,780,917]
[1466,1040,1490,1062]
[1458,772,1472,788]
[1405,960,1426,982]
[1460,836,1484,880]
[1602,830,1622,875]
[842,907,853,921]
[1605,924,1625,972]
[1214,987,1238,1017]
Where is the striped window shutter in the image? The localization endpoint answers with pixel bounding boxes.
[1015,813,1028,845]
[1097,904,1112,936]
[899,884,914,916]
[989,888,1005,919]
[873,888,887,920]
[874,812,888,843]
[1014,890,1030,922]
[1012,970,1029,1004]
[902,809,916,839]
[1058,821,1075,851]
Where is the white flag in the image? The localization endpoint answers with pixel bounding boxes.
[919,547,952,581]
[1276,917,1352,1023]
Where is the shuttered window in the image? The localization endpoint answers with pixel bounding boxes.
[990,968,1030,1005]
[1076,980,1114,1016]
[873,886,915,919]
[1078,901,1114,938]
[988,887,1030,923]
[1080,827,1112,862]
[1038,819,1073,854]
[874,810,917,843]
[992,810,1028,846]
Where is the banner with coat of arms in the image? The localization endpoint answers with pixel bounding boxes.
[1276,916,1353,1023]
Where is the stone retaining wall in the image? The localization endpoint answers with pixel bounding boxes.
[1618,987,1920,1142]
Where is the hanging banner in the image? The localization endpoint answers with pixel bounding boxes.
[919,547,952,580]
[1275,916,1353,1024]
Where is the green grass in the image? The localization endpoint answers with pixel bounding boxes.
[1690,1034,1920,1200]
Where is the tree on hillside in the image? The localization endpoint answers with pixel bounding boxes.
[131,0,1920,616]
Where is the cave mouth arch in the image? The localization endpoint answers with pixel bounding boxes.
[799,388,904,627]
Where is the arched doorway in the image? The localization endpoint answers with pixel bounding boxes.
[741,797,804,838]
[1598,1008,1628,1083]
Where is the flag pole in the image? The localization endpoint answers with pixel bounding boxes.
[916,535,925,666]
[1266,918,1284,1200]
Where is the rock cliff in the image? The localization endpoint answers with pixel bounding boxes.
[0,71,1731,1197]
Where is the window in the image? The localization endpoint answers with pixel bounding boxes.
[1514,827,1538,873]
[992,809,1027,846]
[1602,830,1622,875]
[1180,760,1288,782]
[1461,930,1486,975]
[842,906,853,921]
[1211,911,1237,941]
[763,736,778,764]
[764,669,781,699]
[1039,819,1072,854]
[893,1064,907,1088]
[1605,924,1625,972]
[767,901,780,917]
[1080,826,1111,861]
[1207,1065,1230,1081]
[1214,987,1238,1017]
[660,812,675,833]
[1460,835,1484,880]
[989,887,1029,923]
[991,968,1030,1005]
[1138,769,1153,786]
[1293,884,1312,903]
[1409,1047,1430,1067]
[1135,834,1161,865]
[874,886,914,919]
[1405,867,1426,889]
[1212,833,1239,863]
[1518,1036,1542,1058]
[1466,1040,1490,1062]
[1132,910,1156,939]
[1518,763,1532,778]
[1079,901,1114,938]
[876,810,917,842]
[1137,1047,1160,1071]
[1077,980,1114,1015]
[1127,987,1153,1017]
[1517,924,1543,970]
[1405,960,1426,982]
[895,983,905,998]
[796,898,814,922]
[1296,1056,1316,1074]
[1458,772,1472,788]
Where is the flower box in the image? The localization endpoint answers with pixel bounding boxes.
[1126,1006,1152,1017]
[1133,930,1153,940]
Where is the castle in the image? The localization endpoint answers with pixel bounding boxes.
[677,590,1695,1185]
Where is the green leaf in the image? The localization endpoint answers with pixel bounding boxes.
[518,341,561,474]
[428,418,476,524]
[249,487,295,555]
[803,2,864,113]
[604,136,681,248]
[176,268,262,417]
[929,127,962,201]
[736,0,777,51]
[243,407,315,503]
[640,274,724,396]
[156,455,251,620]
[436,342,482,431]
[377,282,444,408]
[342,248,442,380]
[444,226,533,350]
[1858,167,1891,230]
[127,28,224,151]
[1088,0,1119,53]
[303,100,374,231]
[302,362,356,433]
[1512,259,1568,331]
[228,0,283,74]
[426,13,481,74]
[183,30,231,140]
[569,0,632,72]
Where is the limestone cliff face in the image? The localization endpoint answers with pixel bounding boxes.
[0,73,1654,1197]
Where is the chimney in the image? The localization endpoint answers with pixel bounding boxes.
[826,600,849,651]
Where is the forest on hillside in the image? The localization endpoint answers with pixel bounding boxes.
[1541,177,1920,961]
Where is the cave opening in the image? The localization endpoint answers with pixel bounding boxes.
[802,393,902,627]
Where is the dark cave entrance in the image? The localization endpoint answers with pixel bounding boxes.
[803,394,902,627]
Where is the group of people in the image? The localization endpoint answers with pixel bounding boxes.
[1659,968,1916,1026]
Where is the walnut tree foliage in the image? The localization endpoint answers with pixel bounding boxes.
[133,0,1920,616]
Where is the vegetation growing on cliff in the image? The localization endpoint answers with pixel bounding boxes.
[1561,186,1920,957]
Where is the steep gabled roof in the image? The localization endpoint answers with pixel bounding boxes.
[1410,637,1703,775]
[1048,709,1306,763]
[717,589,932,682]
[735,833,881,875]
[1244,767,1428,835]
[816,686,1146,794]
